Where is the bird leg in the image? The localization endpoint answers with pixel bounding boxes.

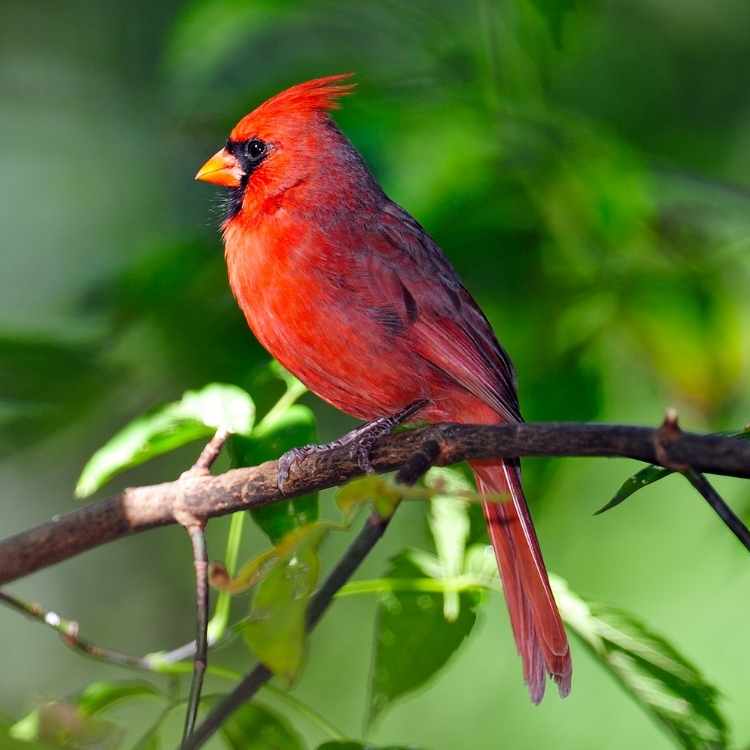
[277,398,429,493]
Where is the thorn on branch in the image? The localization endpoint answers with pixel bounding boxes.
[653,408,690,472]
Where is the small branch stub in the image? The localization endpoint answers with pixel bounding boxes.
[654,408,689,472]
[190,428,230,476]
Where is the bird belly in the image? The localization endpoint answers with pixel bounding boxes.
[250,292,427,420]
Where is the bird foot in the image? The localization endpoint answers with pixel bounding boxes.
[276,398,429,494]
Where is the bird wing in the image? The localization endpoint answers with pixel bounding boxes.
[354,200,522,423]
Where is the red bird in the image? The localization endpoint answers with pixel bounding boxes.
[196,75,571,702]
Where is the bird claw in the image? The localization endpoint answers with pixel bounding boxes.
[350,398,428,474]
[275,399,429,494]
[354,437,378,474]
[277,438,376,495]
[277,445,316,495]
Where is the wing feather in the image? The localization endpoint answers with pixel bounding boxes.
[356,201,521,421]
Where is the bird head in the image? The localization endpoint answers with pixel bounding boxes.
[195,74,357,223]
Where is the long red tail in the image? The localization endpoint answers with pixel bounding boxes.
[471,459,572,703]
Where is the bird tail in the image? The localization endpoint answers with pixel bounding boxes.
[470,459,572,703]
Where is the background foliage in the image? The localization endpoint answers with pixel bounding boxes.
[2,0,750,748]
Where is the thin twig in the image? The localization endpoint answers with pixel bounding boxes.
[150,639,202,667]
[683,469,750,551]
[181,525,209,744]
[0,588,243,684]
[183,510,396,750]
[178,431,225,744]
[0,588,348,739]
[0,590,151,670]
[3,421,750,585]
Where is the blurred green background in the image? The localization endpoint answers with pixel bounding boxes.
[2,0,750,747]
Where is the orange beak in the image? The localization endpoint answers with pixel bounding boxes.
[195,148,243,188]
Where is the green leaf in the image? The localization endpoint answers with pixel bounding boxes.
[597,425,750,514]
[75,680,162,716]
[596,464,673,514]
[76,383,255,498]
[220,701,305,750]
[425,468,472,621]
[9,680,161,748]
[552,575,730,750]
[8,711,42,743]
[350,561,730,749]
[367,553,479,727]
[462,544,500,586]
[337,476,403,520]
[231,404,318,544]
[0,717,51,749]
[242,523,328,681]
[10,703,123,749]
[131,725,161,750]
[213,521,334,595]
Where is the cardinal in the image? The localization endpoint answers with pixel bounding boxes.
[195,74,571,702]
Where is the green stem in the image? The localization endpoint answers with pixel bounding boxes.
[337,576,487,598]
[258,378,307,430]
[207,512,245,642]
[146,653,241,682]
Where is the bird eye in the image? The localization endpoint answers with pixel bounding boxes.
[246,139,267,162]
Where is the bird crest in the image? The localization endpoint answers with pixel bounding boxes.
[231,74,355,140]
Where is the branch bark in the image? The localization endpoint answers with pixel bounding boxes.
[1,421,749,586]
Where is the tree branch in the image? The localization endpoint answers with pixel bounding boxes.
[1,421,749,586]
